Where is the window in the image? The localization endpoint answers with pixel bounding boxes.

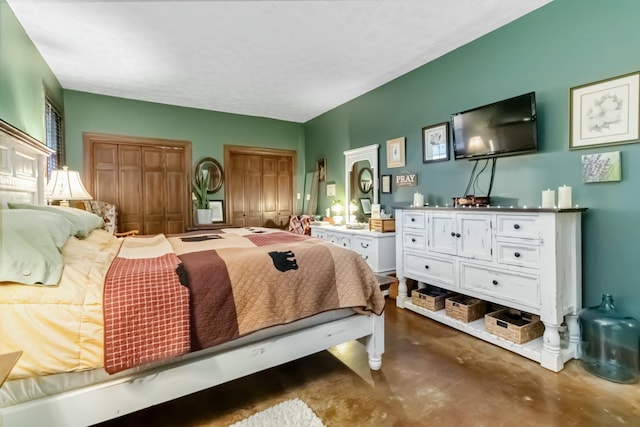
[45,98,64,176]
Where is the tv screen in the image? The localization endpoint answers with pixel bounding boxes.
[452,92,538,160]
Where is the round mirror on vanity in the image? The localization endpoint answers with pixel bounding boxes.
[358,167,373,193]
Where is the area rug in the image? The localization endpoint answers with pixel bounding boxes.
[229,398,325,427]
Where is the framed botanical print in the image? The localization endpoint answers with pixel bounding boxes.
[422,122,450,163]
[570,71,640,149]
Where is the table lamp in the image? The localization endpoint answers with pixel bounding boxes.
[46,166,93,207]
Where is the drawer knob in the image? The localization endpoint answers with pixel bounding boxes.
[362,255,369,260]
[514,224,520,230]
[455,233,461,238]
[450,232,456,237]
[492,280,498,285]
[424,265,430,270]
[411,238,416,243]
[514,252,521,258]
[411,218,416,222]
[361,243,369,248]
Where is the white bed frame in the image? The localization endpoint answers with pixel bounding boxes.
[0,120,385,427]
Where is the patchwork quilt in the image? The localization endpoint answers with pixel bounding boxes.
[102,228,384,374]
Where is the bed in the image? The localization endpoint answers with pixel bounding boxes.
[0,121,385,427]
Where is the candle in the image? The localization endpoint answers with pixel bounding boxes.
[558,185,572,209]
[413,192,424,207]
[542,189,555,209]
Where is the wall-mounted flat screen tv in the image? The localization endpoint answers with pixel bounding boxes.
[451,92,538,160]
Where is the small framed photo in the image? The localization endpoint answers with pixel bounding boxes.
[208,200,224,222]
[570,71,640,149]
[386,137,406,168]
[381,174,392,194]
[422,122,450,163]
[359,198,372,215]
[582,151,621,183]
[326,183,336,197]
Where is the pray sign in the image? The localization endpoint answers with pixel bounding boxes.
[395,173,417,187]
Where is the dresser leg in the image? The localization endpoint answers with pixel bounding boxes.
[541,322,563,372]
[396,277,408,308]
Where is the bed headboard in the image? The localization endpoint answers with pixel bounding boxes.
[0,119,53,208]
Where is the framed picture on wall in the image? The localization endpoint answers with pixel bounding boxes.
[386,137,406,168]
[381,174,392,194]
[422,122,450,163]
[570,71,640,149]
[209,200,224,222]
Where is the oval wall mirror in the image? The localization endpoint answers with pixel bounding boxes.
[195,157,224,194]
[358,167,373,193]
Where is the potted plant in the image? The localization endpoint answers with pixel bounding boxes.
[193,170,212,224]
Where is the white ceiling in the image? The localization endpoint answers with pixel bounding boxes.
[7,0,551,123]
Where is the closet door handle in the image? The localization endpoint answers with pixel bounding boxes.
[455,233,461,238]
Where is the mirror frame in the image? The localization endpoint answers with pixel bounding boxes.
[344,144,379,222]
[195,157,224,194]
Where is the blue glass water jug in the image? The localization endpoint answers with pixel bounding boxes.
[579,294,639,384]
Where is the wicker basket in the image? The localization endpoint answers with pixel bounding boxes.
[445,295,487,323]
[411,286,456,311]
[485,308,544,344]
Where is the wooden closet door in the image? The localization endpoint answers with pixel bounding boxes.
[262,156,278,226]
[276,156,293,226]
[119,145,143,232]
[165,147,187,234]
[142,147,165,235]
[225,146,295,228]
[84,133,192,234]
[229,153,263,227]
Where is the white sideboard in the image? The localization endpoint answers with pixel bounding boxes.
[310,224,396,275]
[395,207,585,372]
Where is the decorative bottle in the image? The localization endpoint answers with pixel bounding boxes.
[579,294,639,384]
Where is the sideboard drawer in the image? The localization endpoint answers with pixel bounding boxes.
[496,242,540,269]
[496,215,540,240]
[405,252,455,287]
[403,211,426,229]
[403,231,426,250]
[460,262,540,308]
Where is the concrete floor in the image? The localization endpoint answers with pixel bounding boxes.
[99,302,640,426]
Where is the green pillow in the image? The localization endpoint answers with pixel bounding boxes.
[0,209,74,286]
[8,203,104,238]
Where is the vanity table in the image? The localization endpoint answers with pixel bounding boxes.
[310,224,395,275]
[315,144,396,275]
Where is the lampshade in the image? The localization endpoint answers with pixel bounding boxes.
[47,166,93,207]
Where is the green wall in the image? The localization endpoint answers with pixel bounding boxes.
[63,91,305,202]
[305,0,640,314]
[0,0,63,141]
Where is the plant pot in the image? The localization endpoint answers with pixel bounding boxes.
[196,208,212,225]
